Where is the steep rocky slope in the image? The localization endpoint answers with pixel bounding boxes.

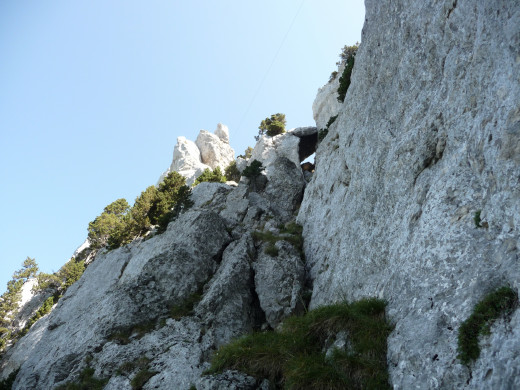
[0,128,314,389]
[299,0,520,388]
[1,0,519,389]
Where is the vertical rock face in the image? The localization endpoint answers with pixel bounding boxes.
[312,62,344,130]
[298,0,520,388]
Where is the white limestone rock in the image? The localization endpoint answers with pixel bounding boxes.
[312,62,344,130]
[159,125,235,186]
[236,157,247,173]
[289,126,318,138]
[250,133,300,173]
[158,136,209,186]
[214,123,230,144]
[298,1,520,388]
[198,370,270,390]
[196,130,234,170]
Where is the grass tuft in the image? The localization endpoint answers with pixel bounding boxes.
[131,368,158,390]
[108,320,156,345]
[253,222,304,259]
[55,367,108,390]
[457,286,518,365]
[207,298,392,389]
[169,287,204,320]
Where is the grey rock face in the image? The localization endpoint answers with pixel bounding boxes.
[254,241,305,328]
[1,128,309,388]
[298,0,520,388]
[264,157,305,222]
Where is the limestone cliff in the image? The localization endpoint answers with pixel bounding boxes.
[299,0,520,388]
[1,1,519,389]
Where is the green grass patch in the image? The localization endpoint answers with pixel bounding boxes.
[170,288,204,320]
[0,368,19,390]
[207,298,392,389]
[55,367,108,390]
[108,320,156,345]
[264,244,279,257]
[117,357,150,376]
[253,222,304,259]
[474,210,482,228]
[131,368,158,390]
[457,286,518,365]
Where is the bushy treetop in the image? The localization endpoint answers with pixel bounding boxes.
[193,167,227,186]
[256,113,286,140]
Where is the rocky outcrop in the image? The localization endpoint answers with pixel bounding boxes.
[3,1,519,389]
[159,124,235,186]
[298,0,520,388]
[312,63,344,130]
[1,133,307,389]
[249,127,317,173]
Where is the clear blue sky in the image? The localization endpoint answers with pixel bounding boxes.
[0,1,364,293]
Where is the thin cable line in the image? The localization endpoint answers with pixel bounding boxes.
[236,0,306,135]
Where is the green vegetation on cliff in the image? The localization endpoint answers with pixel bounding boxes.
[208,298,392,389]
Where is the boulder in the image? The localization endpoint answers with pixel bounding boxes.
[196,130,234,170]
[254,240,305,328]
[214,123,230,144]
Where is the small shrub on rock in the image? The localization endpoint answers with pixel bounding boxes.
[170,288,204,320]
[238,146,253,159]
[224,161,241,182]
[318,115,338,142]
[194,167,227,186]
[457,286,518,365]
[256,113,286,140]
[337,44,358,103]
[131,368,158,390]
[243,160,264,180]
[264,244,279,257]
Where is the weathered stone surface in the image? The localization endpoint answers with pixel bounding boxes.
[191,182,233,209]
[159,136,208,186]
[312,62,344,130]
[3,210,232,389]
[254,240,305,328]
[264,157,305,222]
[196,235,259,347]
[298,1,520,388]
[215,123,230,144]
[159,124,235,186]
[289,126,317,138]
[250,133,301,171]
[1,127,309,388]
[10,279,50,332]
[196,130,234,170]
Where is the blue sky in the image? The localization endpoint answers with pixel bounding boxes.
[0,1,364,293]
